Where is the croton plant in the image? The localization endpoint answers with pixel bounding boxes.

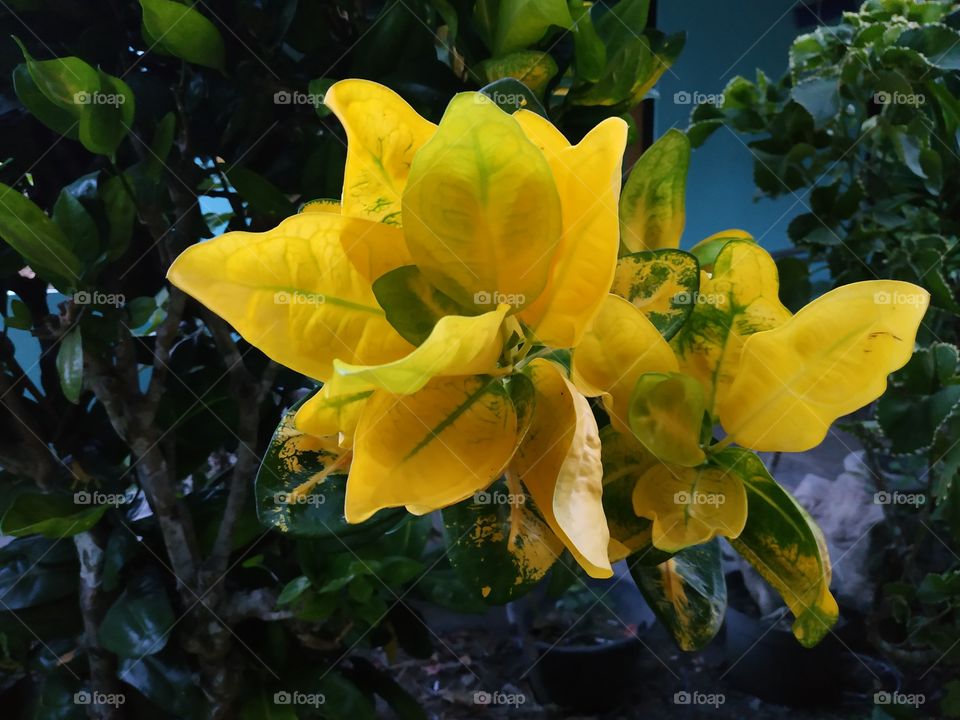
[168,79,929,651]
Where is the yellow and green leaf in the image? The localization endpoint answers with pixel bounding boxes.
[620,129,689,252]
[294,382,372,447]
[631,463,747,553]
[720,280,929,452]
[345,375,519,522]
[511,359,611,578]
[167,212,412,381]
[519,116,628,347]
[324,79,436,225]
[401,92,562,312]
[629,539,727,651]
[712,448,838,647]
[572,294,678,432]
[670,240,791,414]
[628,372,706,467]
[689,228,753,273]
[476,51,559,98]
[372,265,468,346]
[611,249,699,339]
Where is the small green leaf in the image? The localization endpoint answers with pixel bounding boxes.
[307,78,336,118]
[569,0,605,83]
[99,580,176,657]
[0,492,107,539]
[56,326,83,403]
[493,0,573,56]
[12,63,79,139]
[6,297,33,330]
[896,24,960,70]
[790,76,839,125]
[478,77,548,117]
[476,51,558,98]
[372,265,464,345]
[53,191,99,263]
[620,129,690,252]
[610,249,699,339]
[277,576,311,605]
[101,174,137,260]
[225,167,295,218]
[629,538,726,651]
[139,0,226,70]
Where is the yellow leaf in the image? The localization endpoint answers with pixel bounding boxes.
[300,199,340,214]
[345,375,519,522]
[628,372,706,467]
[513,109,569,157]
[294,383,372,447]
[339,213,413,283]
[720,280,929,452]
[402,92,562,312]
[331,304,510,395]
[324,79,436,225]
[572,294,678,432]
[519,117,628,347]
[689,228,753,272]
[631,463,747,552]
[167,212,412,381]
[511,359,611,578]
[671,240,791,413]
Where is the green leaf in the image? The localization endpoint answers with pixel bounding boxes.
[0,182,83,288]
[98,580,176,657]
[139,0,226,70]
[712,447,839,647]
[372,265,464,345]
[101,175,136,260]
[53,191,99,264]
[277,576,311,605]
[117,654,205,717]
[225,167,295,218]
[610,249,699,339]
[442,476,561,605]
[493,0,573,56]
[476,51,558,98]
[0,537,77,609]
[6,297,33,330]
[790,76,839,125]
[478,77,548,117]
[628,372,706,467]
[629,538,726,651]
[620,129,690,252]
[569,0,605,83]
[254,397,405,538]
[308,77,336,118]
[0,492,107,539]
[12,63,79,139]
[56,326,83,403]
[896,24,960,70]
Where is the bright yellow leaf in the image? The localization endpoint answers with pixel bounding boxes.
[167,212,412,381]
[513,108,569,157]
[631,463,747,552]
[401,93,562,312]
[300,199,341,214]
[519,117,628,347]
[671,240,791,413]
[345,375,518,522]
[511,359,612,578]
[572,294,678,432]
[720,280,929,452]
[324,79,436,225]
[294,383,372,447]
[339,213,412,283]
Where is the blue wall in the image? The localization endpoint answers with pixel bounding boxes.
[656,0,806,252]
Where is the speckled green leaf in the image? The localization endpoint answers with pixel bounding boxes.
[610,249,698,339]
[712,447,838,648]
[629,538,726,651]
